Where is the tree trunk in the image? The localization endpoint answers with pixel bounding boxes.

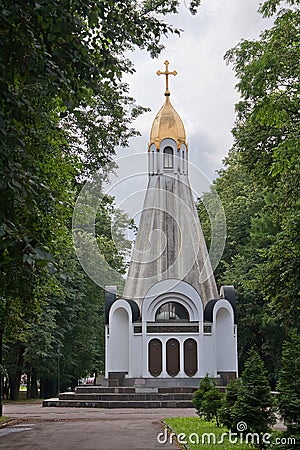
[0,327,3,416]
[40,378,56,399]
[31,368,38,398]
[8,344,25,401]
[26,368,32,399]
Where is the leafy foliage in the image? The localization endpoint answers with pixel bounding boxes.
[198,0,299,385]
[224,3,300,330]
[0,0,202,278]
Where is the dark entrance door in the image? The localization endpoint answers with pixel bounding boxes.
[166,338,180,377]
[148,339,162,377]
[184,338,197,377]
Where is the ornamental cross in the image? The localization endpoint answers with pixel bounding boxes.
[157,60,177,96]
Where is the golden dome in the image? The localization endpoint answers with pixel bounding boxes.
[149,95,187,150]
[149,60,187,150]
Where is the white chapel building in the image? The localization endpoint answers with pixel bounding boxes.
[105,62,238,387]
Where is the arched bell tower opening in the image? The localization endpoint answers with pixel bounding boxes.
[163,146,174,169]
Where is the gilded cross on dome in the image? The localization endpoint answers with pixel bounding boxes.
[157,60,177,96]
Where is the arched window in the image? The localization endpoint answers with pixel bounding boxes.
[163,146,173,169]
[155,301,189,321]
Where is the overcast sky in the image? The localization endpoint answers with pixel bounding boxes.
[105,0,272,220]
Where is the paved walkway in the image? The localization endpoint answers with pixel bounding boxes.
[0,403,197,450]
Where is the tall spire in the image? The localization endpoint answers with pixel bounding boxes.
[156,60,177,96]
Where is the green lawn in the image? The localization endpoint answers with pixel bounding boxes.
[3,390,43,403]
[163,417,252,450]
[163,417,285,449]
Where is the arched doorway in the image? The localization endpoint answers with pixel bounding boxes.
[184,338,197,377]
[148,339,162,377]
[166,338,180,377]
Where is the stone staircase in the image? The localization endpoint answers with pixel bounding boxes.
[43,385,197,408]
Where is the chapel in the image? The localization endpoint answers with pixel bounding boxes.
[105,61,238,387]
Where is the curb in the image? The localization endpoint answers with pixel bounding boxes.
[0,418,14,429]
[0,418,23,429]
[161,420,189,450]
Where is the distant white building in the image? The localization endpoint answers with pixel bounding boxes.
[105,62,237,387]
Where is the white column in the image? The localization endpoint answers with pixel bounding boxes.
[105,326,109,378]
[142,322,148,377]
[179,338,185,377]
[162,338,167,377]
[175,150,180,174]
[148,151,151,176]
[150,149,154,175]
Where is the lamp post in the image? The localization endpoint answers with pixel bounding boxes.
[57,346,61,397]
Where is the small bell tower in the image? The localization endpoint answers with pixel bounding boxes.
[148,61,188,176]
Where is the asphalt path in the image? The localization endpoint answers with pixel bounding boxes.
[0,403,197,450]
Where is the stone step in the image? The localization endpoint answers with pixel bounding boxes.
[75,386,197,394]
[75,386,135,394]
[159,387,196,393]
[43,399,194,408]
[59,392,194,401]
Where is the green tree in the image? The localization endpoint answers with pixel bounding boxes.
[0,0,202,309]
[277,331,300,448]
[198,0,299,387]
[233,349,275,448]
[20,195,133,398]
[220,377,241,430]
[197,154,284,385]
[0,0,202,406]
[192,375,222,426]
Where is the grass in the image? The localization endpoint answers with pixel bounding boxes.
[163,417,284,449]
[4,397,43,404]
[163,417,252,450]
[0,416,10,423]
